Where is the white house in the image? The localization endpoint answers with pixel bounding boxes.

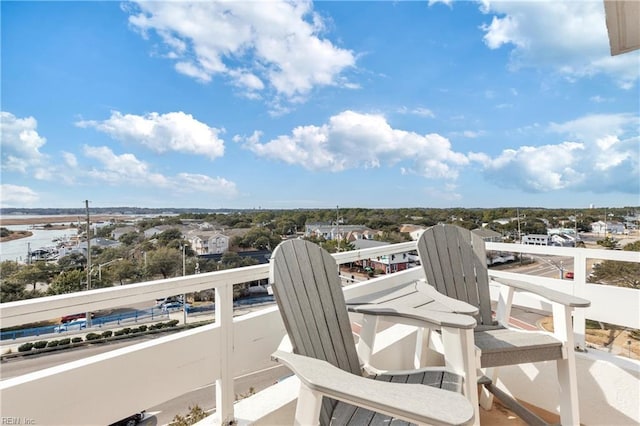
[188,232,229,255]
[471,227,502,243]
[111,226,138,241]
[304,223,371,241]
[351,239,411,274]
[591,221,625,235]
[522,234,550,245]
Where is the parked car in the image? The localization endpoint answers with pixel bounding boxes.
[109,411,145,426]
[161,301,189,312]
[61,312,94,323]
[54,319,87,333]
[156,295,183,306]
[565,271,574,279]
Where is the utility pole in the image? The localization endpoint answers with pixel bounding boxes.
[574,212,578,247]
[517,207,521,243]
[85,200,92,327]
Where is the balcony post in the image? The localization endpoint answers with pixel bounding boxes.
[572,251,587,350]
[215,283,235,425]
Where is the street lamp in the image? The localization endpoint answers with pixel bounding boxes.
[97,258,123,282]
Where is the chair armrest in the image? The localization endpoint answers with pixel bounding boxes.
[415,280,480,315]
[271,350,474,426]
[350,303,477,329]
[489,275,590,308]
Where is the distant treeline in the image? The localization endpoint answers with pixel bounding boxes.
[0,207,244,216]
[1,206,638,219]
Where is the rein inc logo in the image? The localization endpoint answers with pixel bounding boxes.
[1,419,35,425]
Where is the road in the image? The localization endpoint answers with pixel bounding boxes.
[507,254,574,279]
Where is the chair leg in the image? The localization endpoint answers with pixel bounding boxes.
[557,357,580,425]
[479,367,497,410]
[357,314,378,366]
[295,382,322,426]
[442,327,480,426]
[414,326,431,368]
[553,304,580,425]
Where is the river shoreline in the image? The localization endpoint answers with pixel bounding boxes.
[0,215,133,226]
[0,215,131,246]
[0,230,34,243]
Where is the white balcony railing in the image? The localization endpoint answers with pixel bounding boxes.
[1,242,638,425]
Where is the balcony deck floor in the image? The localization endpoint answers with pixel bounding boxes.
[481,399,560,425]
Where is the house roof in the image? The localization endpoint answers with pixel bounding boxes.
[351,239,390,250]
[471,227,501,239]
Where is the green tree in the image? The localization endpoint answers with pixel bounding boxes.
[119,231,142,245]
[109,259,139,285]
[319,239,355,253]
[58,252,86,271]
[95,224,116,238]
[589,241,640,289]
[157,228,183,245]
[48,270,86,295]
[13,263,55,292]
[0,260,21,280]
[146,247,182,279]
[1,279,26,302]
[237,227,281,251]
[597,236,620,249]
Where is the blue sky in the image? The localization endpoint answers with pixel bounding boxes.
[1,0,639,210]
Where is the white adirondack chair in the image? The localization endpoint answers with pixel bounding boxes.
[270,239,476,426]
[417,224,590,426]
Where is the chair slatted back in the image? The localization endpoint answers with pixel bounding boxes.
[417,224,494,326]
[270,239,362,425]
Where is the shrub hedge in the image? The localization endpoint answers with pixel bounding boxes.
[10,319,185,356]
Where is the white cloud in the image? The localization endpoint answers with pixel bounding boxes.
[81,145,237,197]
[76,111,225,160]
[0,111,47,173]
[83,145,169,186]
[480,1,639,89]
[548,113,637,143]
[127,1,355,103]
[463,130,484,138]
[62,152,78,168]
[428,0,453,7]
[175,173,238,196]
[0,184,39,207]
[397,106,436,118]
[239,110,468,179]
[474,113,639,193]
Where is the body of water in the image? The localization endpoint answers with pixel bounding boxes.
[1,226,78,263]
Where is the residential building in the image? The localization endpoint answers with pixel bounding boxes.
[111,226,138,241]
[591,221,626,235]
[304,222,371,241]
[521,234,550,245]
[471,227,502,243]
[351,239,411,274]
[188,232,230,255]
